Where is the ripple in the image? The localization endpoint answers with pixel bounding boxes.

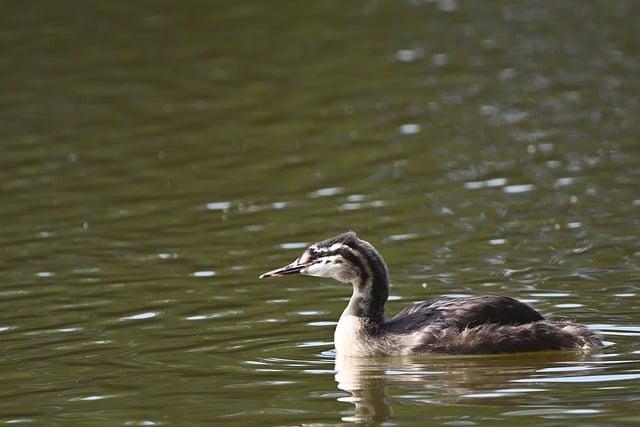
[564,409,602,414]
[537,366,596,373]
[488,238,506,245]
[224,380,296,389]
[119,312,159,321]
[24,327,83,336]
[530,292,571,297]
[432,53,448,67]
[205,201,231,210]
[297,311,324,316]
[191,270,216,278]
[35,271,54,278]
[503,408,601,416]
[464,178,507,189]
[346,194,367,202]
[124,421,159,426]
[296,341,333,348]
[399,124,421,135]
[184,311,240,320]
[503,184,536,194]
[70,395,117,402]
[279,242,308,250]
[462,392,509,398]
[338,200,387,211]
[590,325,640,336]
[496,388,546,393]
[395,48,423,63]
[556,177,576,187]
[513,373,640,383]
[438,0,458,12]
[307,321,336,327]
[388,233,419,241]
[309,187,343,197]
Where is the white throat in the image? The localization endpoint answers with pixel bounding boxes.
[334,286,369,356]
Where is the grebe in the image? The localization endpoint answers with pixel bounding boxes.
[259,232,602,356]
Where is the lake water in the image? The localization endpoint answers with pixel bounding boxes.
[2,1,639,425]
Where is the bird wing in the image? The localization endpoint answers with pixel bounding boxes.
[389,296,544,332]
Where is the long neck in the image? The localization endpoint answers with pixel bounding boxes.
[342,241,389,326]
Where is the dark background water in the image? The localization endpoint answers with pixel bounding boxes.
[1,1,639,425]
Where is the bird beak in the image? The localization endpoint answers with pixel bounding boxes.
[259,261,307,278]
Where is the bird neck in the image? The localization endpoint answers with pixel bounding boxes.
[342,243,389,326]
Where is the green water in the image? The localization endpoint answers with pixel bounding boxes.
[2,1,639,425]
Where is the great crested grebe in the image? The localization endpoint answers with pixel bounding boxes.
[260,232,602,356]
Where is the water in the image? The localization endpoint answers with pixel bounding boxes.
[2,1,639,425]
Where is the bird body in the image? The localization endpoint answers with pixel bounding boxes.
[260,232,602,356]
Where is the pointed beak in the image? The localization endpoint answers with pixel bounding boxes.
[259,262,308,278]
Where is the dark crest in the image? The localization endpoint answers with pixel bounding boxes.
[316,231,358,248]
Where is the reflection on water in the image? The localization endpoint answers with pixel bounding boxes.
[2,0,640,425]
[336,355,395,424]
[336,342,640,424]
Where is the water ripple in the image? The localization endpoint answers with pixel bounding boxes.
[514,373,640,383]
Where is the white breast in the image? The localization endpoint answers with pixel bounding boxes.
[334,313,368,356]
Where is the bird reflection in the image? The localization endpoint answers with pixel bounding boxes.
[334,352,593,424]
[335,355,394,424]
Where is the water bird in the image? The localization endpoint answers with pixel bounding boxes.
[259,232,602,356]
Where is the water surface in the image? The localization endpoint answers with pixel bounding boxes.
[1,1,639,425]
